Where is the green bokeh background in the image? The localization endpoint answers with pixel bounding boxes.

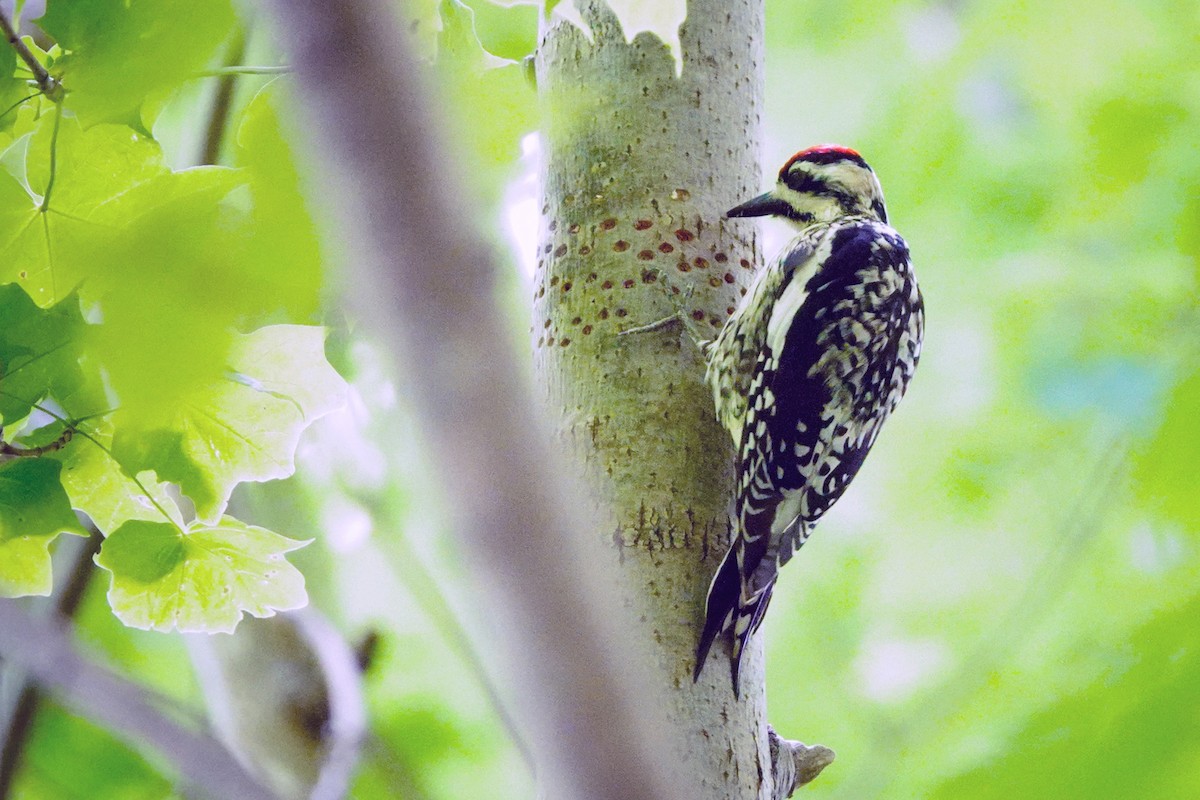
[5,0,1197,797]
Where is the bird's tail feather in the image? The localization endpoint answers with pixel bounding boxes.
[729,584,774,697]
[693,544,741,682]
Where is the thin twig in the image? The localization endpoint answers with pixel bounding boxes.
[38,101,63,212]
[0,427,73,458]
[198,31,247,166]
[0,10,60,100]
[0,392,182,528]
[0,92,38,124]
[194,65,291,78]
[617,315,681,337]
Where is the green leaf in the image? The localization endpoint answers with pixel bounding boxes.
[0,108,246,313]
[80,175,245,421]
[0,458,86,596]
[0,33,29,133]
[0,111,317,431]
[113,325,348,525]
[0,128,34,193]
[19,705,175,799]
[436,0,537,196]
[456,0,537,62]
[0,114,167,306]
[234,82,322,318]
[604,0,687,72]
[27,114,168,215]
[37,0,238,128]
[96,517,310,633]
[57,128,316,425]
[46,416,184,534]
[0,284,89,424]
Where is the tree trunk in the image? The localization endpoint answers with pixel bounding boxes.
[533,2,777,797]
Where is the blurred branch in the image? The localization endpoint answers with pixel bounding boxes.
[365,497,535,772]
[0,599,279,800]
[188,611,367,800]
[258,2,687,798]
[0,529,101,798]
[304,611,368,800]
[197,28,247,166]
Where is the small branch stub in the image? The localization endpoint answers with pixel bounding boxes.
[768,727,835,798]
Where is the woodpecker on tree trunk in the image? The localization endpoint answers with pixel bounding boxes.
[694,145,925,694]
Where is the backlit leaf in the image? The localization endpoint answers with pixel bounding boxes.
[0,114,167,306]
[0,458,86,596]
[0,284,88,424]
[96,516,310,632]
[37,0,238,128]
[437,0,537,196]
[234,82,322,319]
[112,325,348,525]
[47,416,184,534]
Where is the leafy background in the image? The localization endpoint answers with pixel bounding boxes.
[1,0,1197,797]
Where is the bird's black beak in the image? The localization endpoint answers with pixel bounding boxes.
[725,191,791,219]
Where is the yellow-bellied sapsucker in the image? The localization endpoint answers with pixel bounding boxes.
[695,145,924,694]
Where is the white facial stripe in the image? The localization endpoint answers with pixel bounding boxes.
[784,160,886,215]
[776,184,805,207]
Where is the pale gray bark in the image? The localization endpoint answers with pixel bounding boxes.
[534,2,831,797]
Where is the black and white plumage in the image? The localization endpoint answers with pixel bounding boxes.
[695,145,924,693]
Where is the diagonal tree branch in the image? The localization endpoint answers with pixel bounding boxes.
[0,8,61,100]
[0,599,279,800]
[259,2,690,799]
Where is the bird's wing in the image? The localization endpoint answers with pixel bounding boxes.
[734,221,919,595]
